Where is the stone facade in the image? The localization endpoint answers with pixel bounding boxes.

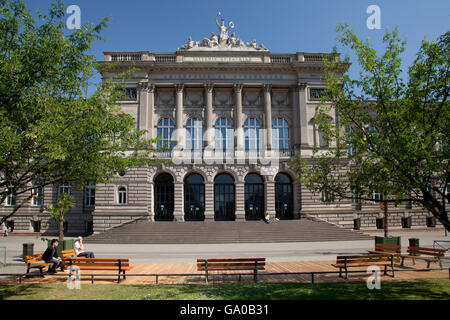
[0,20,442,235]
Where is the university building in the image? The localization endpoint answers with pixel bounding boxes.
[0,18,439,235]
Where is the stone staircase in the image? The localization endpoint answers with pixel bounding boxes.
[84,219,373,244]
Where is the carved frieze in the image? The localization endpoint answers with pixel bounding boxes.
[213,88,233,107]
[243,88,262,107]
[155,88,175,107]
[184,88,204,107]
[272,88,289,107]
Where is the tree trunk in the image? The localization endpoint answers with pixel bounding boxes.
[383,201,388,237]
[59,219,64,242]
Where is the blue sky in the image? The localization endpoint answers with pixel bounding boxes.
[24,0,449,88]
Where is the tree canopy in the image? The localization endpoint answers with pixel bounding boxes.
[292,24,449,231]
[0,0,159,224]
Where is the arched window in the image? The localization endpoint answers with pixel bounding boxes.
[244,173,264,220]
[244,118,260,150]
[214,173,235,221]
[154,173,174,221]
[118,186,127,205]
[275,173,293,219]
[215,118,233,151]
[186,118,203,150]
[272,118,290,151]
[184,174,205,221]
[157,118,175,150]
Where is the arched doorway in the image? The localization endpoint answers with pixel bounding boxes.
[214,173,235,221]
[154,173,174,221]
[275,173,294,219]
[245,173,264,220]
[184,173,205,221]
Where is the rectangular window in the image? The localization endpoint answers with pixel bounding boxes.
[309,88,329,100]
[84,184,95,206]
[119,88,137,100]
[58,183,72,196]
[32,184,44,206]
[6,195,16,206]
[321,190,330,202]
[372,191,383,204]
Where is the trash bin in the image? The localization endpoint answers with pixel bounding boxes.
[375,236,401,246]
[22,243,34,259]
[409,238,420,248]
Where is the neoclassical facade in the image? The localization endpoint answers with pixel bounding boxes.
[1,19,438,235]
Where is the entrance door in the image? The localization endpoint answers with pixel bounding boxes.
[275,173,294,219]
[184,174,205,221]
[154,173,174,221]
[214,174,235,221]
[245,173,264,220]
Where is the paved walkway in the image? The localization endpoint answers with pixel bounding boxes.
[1,260,448,285]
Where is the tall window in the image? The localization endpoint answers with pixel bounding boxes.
[244,118,260,150]
[186,118,203,150]
[32,183,44,206]
[58,182,72,196]
[84,184,96,206]
[272,118,290,151]
[215,118,233,151]
[346,125,355,156]
[157,118,175,150]
[372,190,383,204]
[118,186,127,205]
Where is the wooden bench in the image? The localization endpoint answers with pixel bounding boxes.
[62,258,131,283]
[197,258,266,283]
[332,254,398,279]
[61,249,80,259]
[24,253,54,278]
[400,246,446,269]
[367,243,402,257]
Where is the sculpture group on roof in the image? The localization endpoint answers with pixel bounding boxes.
[179,12,268,51]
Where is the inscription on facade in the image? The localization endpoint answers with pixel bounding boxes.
[183,56,264,63]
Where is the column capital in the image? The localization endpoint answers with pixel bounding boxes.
[263,84,272,93]
[204,82,214,93]
[175,83,184,93]
[234,83,244,93]
[296,82,308,90]
[138,81,155,93]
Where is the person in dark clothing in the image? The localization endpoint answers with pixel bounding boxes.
[42,239,64,273]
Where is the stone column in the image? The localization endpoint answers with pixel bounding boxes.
[292,85,300,149]
[173,182,184,222]
[148,84,155,141]
[175,84,185,153]
[204,181,214,221]
[138,81,149,135]
[297,82,309,147]
[263,84,273,151]
[265,177,276,218]
[235,181,245,221]
[204,83,214,156]
[234,84,244,161]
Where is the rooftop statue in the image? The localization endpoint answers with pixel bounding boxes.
[179,12,268,52]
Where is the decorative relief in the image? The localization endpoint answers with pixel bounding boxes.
[243,88,262,107]
[184,88,204,107]
[272,89,289,107]
[155,88,175,107]
[213,88,233,107]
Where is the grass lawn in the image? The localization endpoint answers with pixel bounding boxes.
[0,279,449,300]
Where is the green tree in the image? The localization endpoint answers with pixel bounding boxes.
[0,0,160,224]
[292,24,449,232]
[46,192,74,241]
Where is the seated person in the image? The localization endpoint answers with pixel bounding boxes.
[42,239,64,273]
[74,236,95,258]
